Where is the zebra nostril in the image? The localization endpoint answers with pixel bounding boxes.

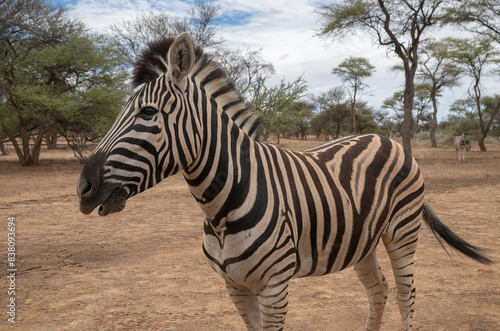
[78,176,93,199]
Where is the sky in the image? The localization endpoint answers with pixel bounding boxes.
[57,0,499,121]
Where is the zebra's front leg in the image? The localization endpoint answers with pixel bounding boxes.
[226,282,261,331]
[257,282,290,330]
[226,280,290,331]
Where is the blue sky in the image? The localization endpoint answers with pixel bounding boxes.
[56,0,499,120]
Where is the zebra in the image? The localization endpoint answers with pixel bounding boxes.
[77,33,492,331]
[454,131,471,161]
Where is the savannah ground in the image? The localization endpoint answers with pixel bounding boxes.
[0,138,499,330]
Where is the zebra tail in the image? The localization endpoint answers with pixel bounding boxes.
[422,201,493,265]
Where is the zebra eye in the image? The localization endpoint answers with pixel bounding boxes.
[137,107,158,120]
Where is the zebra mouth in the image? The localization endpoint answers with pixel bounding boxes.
[97,187,128,216]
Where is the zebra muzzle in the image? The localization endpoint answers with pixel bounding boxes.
[97,187,128,216]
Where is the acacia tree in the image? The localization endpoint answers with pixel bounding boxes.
[446,37,500,151]
[214,47,274,96]
[381,90,406,137]
[280,101,315,140]
[316,0,444,153]
[108,0,222,65]
[354,102,380,134]
[447,95,500,139]
[313,87,350,139]
[250,74,308,142]
[0,0,127,166]
[332,57,375,134]
[412,85,433,133]
[442,0,500,44]
[382,85,432,135]
[442,0,500,150]
[373,109,398,139]
[418,40,461,147]
[448,97,479,133]
[482,95,500,137]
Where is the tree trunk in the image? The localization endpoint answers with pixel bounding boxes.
[31,128,46,165]
[478,98,500,152]
[430,87,438,148]
[478,132,487,152]
[470,79,487,151]
[401,77,415,154]
[350,101,356,134]
[1,123,27,166]
[1,121,55,166]
[19,121,32,165]
[45,132,58,149]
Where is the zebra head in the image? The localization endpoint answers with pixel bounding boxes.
[77,33,200,216]
[460,131,471,150]
[463,131,471,151]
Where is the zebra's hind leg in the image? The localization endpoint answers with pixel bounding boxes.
[354,250,389,331]
[226,282,261,331]
[383,218,420,330]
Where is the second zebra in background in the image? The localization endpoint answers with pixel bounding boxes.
[454,131,471,161]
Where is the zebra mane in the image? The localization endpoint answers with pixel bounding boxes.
[132,36,263,140]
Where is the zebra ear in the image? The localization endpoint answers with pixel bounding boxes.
[168,32,195,85]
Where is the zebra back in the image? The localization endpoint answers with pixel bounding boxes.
[132,37,263,140]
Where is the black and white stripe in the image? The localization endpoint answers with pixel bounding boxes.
[77,33,491,331]
[454,131,471,161]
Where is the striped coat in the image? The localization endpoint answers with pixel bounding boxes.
[77,33,491,331]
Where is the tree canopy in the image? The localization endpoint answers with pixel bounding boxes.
[417,40,461,147]
[249,74,308,142]
[317,0,445,153]
[108,0,223,66]
[332,57,375,134]
[442,0,500,44]
[1,0,500,165]
[0,0,128,165]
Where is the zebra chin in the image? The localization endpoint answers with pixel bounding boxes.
[97,187,128,216]
[79,186,128,216]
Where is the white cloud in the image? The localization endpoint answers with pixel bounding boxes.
[214,1,404,111]
[63,0,499,119]
[66,0,189,31]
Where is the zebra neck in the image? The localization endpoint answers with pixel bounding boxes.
[183,108,261,231]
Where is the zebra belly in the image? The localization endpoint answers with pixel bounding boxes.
[291,204,389,278]
[202,209,298,294]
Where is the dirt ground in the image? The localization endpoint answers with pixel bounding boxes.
[1,138,499,331]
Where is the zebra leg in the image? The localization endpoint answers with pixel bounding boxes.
[257,282,290,330]
[383,221,419,331]
[226,282,262,330]
[354,250,389,331]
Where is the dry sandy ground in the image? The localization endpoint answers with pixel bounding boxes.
[0,139,499,331]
